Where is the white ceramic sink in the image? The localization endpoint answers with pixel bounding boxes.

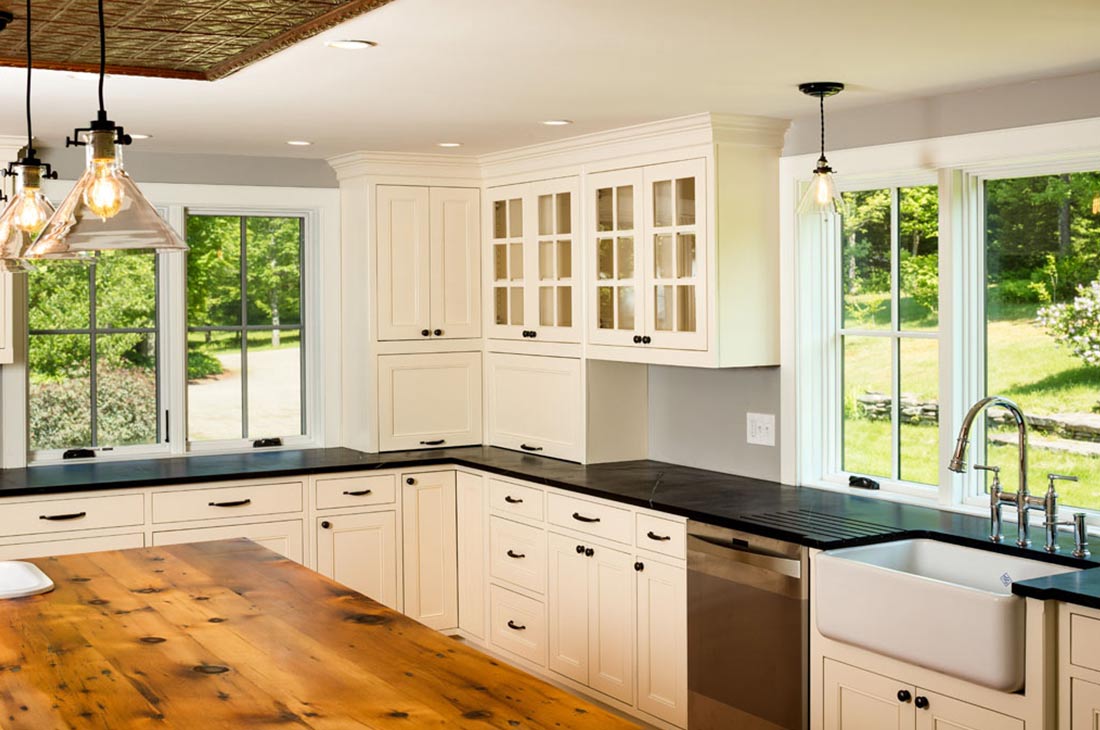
[815,539,1078,691]
[0,561,53,599]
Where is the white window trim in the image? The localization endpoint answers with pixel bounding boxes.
[780,116,1100,526]
[10,182,341,468]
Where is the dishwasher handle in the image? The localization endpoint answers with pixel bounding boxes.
[688,532,803,579]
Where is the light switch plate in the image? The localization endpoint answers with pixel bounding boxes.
[747,412,776,447]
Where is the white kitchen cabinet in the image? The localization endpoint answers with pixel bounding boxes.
[377,352,482,451]
[152,519,304,564]
[0,272,12,365]
[456,471,487,640]
[1071,678,1100,729]
[546,531,634,705]
[636,557,687,728]
[315,511,399,611]
[401,470,458,631]
[587,167,644,348]
[377,185,480,341]
[485,352,582,461]
[915,689,1023,730]
[0,532,144,561]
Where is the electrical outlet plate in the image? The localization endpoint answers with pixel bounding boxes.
[747,412,776,447]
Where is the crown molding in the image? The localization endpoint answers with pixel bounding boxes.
[327,151,481,183]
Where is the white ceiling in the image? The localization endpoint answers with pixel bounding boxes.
[3,0,1099,159]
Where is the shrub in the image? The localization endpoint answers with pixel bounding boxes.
[29,367,157,450]
[899,254,939,314]
[1038,280,1100,367]
[997,278,1046,304]
[188,349,224,380]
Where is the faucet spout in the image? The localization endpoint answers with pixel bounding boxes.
[948,396,1028,480]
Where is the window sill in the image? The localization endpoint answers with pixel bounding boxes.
[28,439,320,469]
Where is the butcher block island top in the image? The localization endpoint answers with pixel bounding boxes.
[0,540,637,730]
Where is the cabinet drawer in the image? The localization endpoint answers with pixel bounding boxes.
[0,532,145,560]
[635,513,686,560]
[316,474,396,510]
[1071,612,1100,673]
[490,517,546,594]
[152,482,303,524]
[152,519,304,564]
[547,492,631,544]
[489,479,544,522]
[490,584,546,665]
[0,494,144,536]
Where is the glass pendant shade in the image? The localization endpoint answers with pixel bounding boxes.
[29,130,187,257]
[798,161,846,218]
[0,163,55,272]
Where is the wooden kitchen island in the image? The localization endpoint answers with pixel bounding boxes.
[0,539,638,729]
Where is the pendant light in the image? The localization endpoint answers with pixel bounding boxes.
[797,81,846,218]
[29,0,187,258]
[0,0,59,272]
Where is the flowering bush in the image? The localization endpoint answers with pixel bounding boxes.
[1038,280,1100,367]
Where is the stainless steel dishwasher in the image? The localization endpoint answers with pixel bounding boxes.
[687,520,808,730]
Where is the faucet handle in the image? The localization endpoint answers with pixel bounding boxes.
[1047,473,1078,493]
[974,464,1000,473]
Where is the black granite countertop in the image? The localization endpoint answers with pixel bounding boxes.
[1,445,1097,608]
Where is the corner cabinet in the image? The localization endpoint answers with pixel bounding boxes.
[401,470,459,631]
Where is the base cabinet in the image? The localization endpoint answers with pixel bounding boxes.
[315,511,399,611]
[0,532,144,561]
[636,557,687,728]
[401,471,458,631]
[1071,678,1100,729]
[151,520,304,564]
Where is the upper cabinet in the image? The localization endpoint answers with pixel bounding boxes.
[487,177,580,344]
[0,273,13,365]
[377,185,481,341]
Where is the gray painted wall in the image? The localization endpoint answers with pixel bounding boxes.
[647,365,782,482]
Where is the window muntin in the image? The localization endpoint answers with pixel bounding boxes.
[185,214,305,444]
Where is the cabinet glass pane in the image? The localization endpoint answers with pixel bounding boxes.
[556,193,571,234]
[676,286,696,332]
[557,241,572,279]
[509,287,524,325]
[557,287,572,327]
[655,285,673,331]
[509,243,523,280]
[597,238,614,280]
[655,234,674,279]
[598,287,614,329]
[616,186,634,230]
[617,237,634,279]
[493,244,507,281]
[618,287,635,330]
[677,177,696,225]
[597,188,614,232]
[677,233,696,278]
[494,288,508,325]
[508,199,523,238]
[540,287,554,326]
[493,200,507,239]
[538,194,553,236]
[654,180,673,227]
[539,241,554,280]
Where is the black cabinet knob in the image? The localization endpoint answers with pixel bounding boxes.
[642,335,652,344]
[576,545,585,554]
[633,335,643,344]
[421,329,430,337]
[529,330,537,338]
[406,477,415,485]
[634,562,644,572]
[434,329,442,336]
[584,548,594,557]
[897,690,912,703]
[321,521,332,529]
[914,696,929,710]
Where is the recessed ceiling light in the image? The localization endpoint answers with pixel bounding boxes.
[286,140,313,146]
[324,39,377,50]
[437,142,462,148]
[130,133,152,140]
[542,119,574,126]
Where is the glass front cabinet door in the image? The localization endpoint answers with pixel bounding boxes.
[588,168,645,347]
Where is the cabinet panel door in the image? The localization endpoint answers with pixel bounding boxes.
[642,159,708,351]
[456,472,487,640]
[914,689,1023,730]
[1072,677,1100,730]
[377,185,431,340]
[430,187,481,339]
[588,168,645,346]
[377,352,482,451]
[547,531,589,684]
[486,184,529,340]
[152,520,304,564]
[637,558,687,727]
[315,511,399,611]
[822,659,913,730]
[587,543,634,705]
[401,471,458,631]
[529,178,581,343]
[486,352,582,462]
[0,532,144,561]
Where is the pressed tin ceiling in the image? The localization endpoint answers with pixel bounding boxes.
[0,0,394,80]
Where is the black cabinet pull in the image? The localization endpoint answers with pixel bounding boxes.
[576,544,586,554]
[633,335,643,344]
[506,550,526,560]
[507,620,526,631]
[434,329,443,337]
[520,444,543,452]
[914,696,929,710]
[419,439,445,446]
[584,548,594,557]
[343,489,373,497]
[504,495,523,504]
[208,499,252,508]
[321,521,332,529]
[406,478,416,485]
[897,690,912,703]
[572,512,601,523]
[421,329,430,337]
[634,561,644,572]
[642,335,652,344]
[39,511,87,522]
[646,531,671,542]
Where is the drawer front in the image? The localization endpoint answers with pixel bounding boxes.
[0,494,144,536]
[0,532,145,561]
[152,519,304,564]
[547,492,632,544]
[152,481,303,524]
[316,474,397,510]
[489,584,546,665]
[1072,613,1100,673]
[490,517,546,594]
[489,479,544,522]
[635,513,686,560]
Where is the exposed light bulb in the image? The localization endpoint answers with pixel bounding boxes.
[15,187,51,235]
[84,158,124,221]
[813,175,831,206]
[797,160,846,218]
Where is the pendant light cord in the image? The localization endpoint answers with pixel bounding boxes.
[97,0,106,116]
[24,0,32,154]
[819,94,826,160]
